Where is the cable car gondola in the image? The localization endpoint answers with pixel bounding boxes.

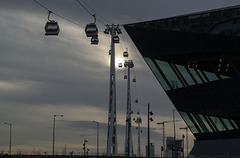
[85,23,98,37]
[91,36,99,45]
[124,75,127,79]
[45,11,60,36]
[133,78,136,82]
[123,51,128,57]
[85,14,98,38]
[113,35,120,43]
[118,63,123,68]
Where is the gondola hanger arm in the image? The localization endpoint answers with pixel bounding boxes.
[48,10,53,21]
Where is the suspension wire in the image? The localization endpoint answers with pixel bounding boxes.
[121,33,128,52]
[32,0,85,28]
[75,0,93,17]
[53,12,85,28]
[81,0,112,24]
[132,67,140,113]
[75,0,106,26]
[33,0,49,10]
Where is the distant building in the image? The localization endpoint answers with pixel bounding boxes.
[146,143,155,157]
[124,5,240,158]
[166,137,183,158]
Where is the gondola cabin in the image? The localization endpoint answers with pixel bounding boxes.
[123,51,128,57]
[133,78,136,82]
[113,35,120,43]
[45,21,60,36]
[91,36,99,45]
[124,75,127,79]
[118,63,123,68]
[85,23,98,37]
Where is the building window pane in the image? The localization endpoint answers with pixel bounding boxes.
[231,120,239,129]
[210,116,226,131]
[190,113,204,133]
[222,118,234,130]
[145,58,170,90]
[205,116,218,132]
[188,68,203,84]
[179,111,199,134]
[204,71,218,81]
[199,114,213,132]
[220,75,230,79]
[197,70,207,82]
[155,60,183,89]
[176,64,195,86]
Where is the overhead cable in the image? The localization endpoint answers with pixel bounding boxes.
[32,0,85,28]
[75,0,110,25]
[81,0,112,24]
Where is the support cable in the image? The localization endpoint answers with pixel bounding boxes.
[32,0,85,28]
[75,0,108,26]
[81,0,112,24]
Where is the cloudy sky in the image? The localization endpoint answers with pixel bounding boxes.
[1,0,240,156]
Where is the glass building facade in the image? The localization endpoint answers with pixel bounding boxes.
[124,5,240,158]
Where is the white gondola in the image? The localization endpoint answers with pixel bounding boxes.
[123,51,128,57]
[85,23,98,37]
[91,36,99,45]
[118,63,123,68]
[45,21,60,36]
[113,35,120,43]
[124,75,127,79]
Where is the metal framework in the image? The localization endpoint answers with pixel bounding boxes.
[124,60,134,157]
[105,24,121,156]
[135,114,142,157]
[157,120,181,158]
[180,127,189,156]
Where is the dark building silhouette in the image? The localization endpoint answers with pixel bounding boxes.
[124,5,240,158]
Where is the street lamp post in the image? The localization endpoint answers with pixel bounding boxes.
[173,109,176,158]
[4,122,12,155]
[93,121,99,156]
[83,139,88,158]
[52,114,63,158]
[148,103,153,158]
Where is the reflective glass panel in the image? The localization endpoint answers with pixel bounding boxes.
[188,68,203,84]
[190,113,204,133]
[204,71,218,81]
[231,120,238,129]
[176,64,195,86]
[145,58,170,90]
[222,118,234,130]
[179,111,199,134]
[155,60,183,89]
[197,70,207,82]
[199,114,213,132]
[210,116,226,131]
